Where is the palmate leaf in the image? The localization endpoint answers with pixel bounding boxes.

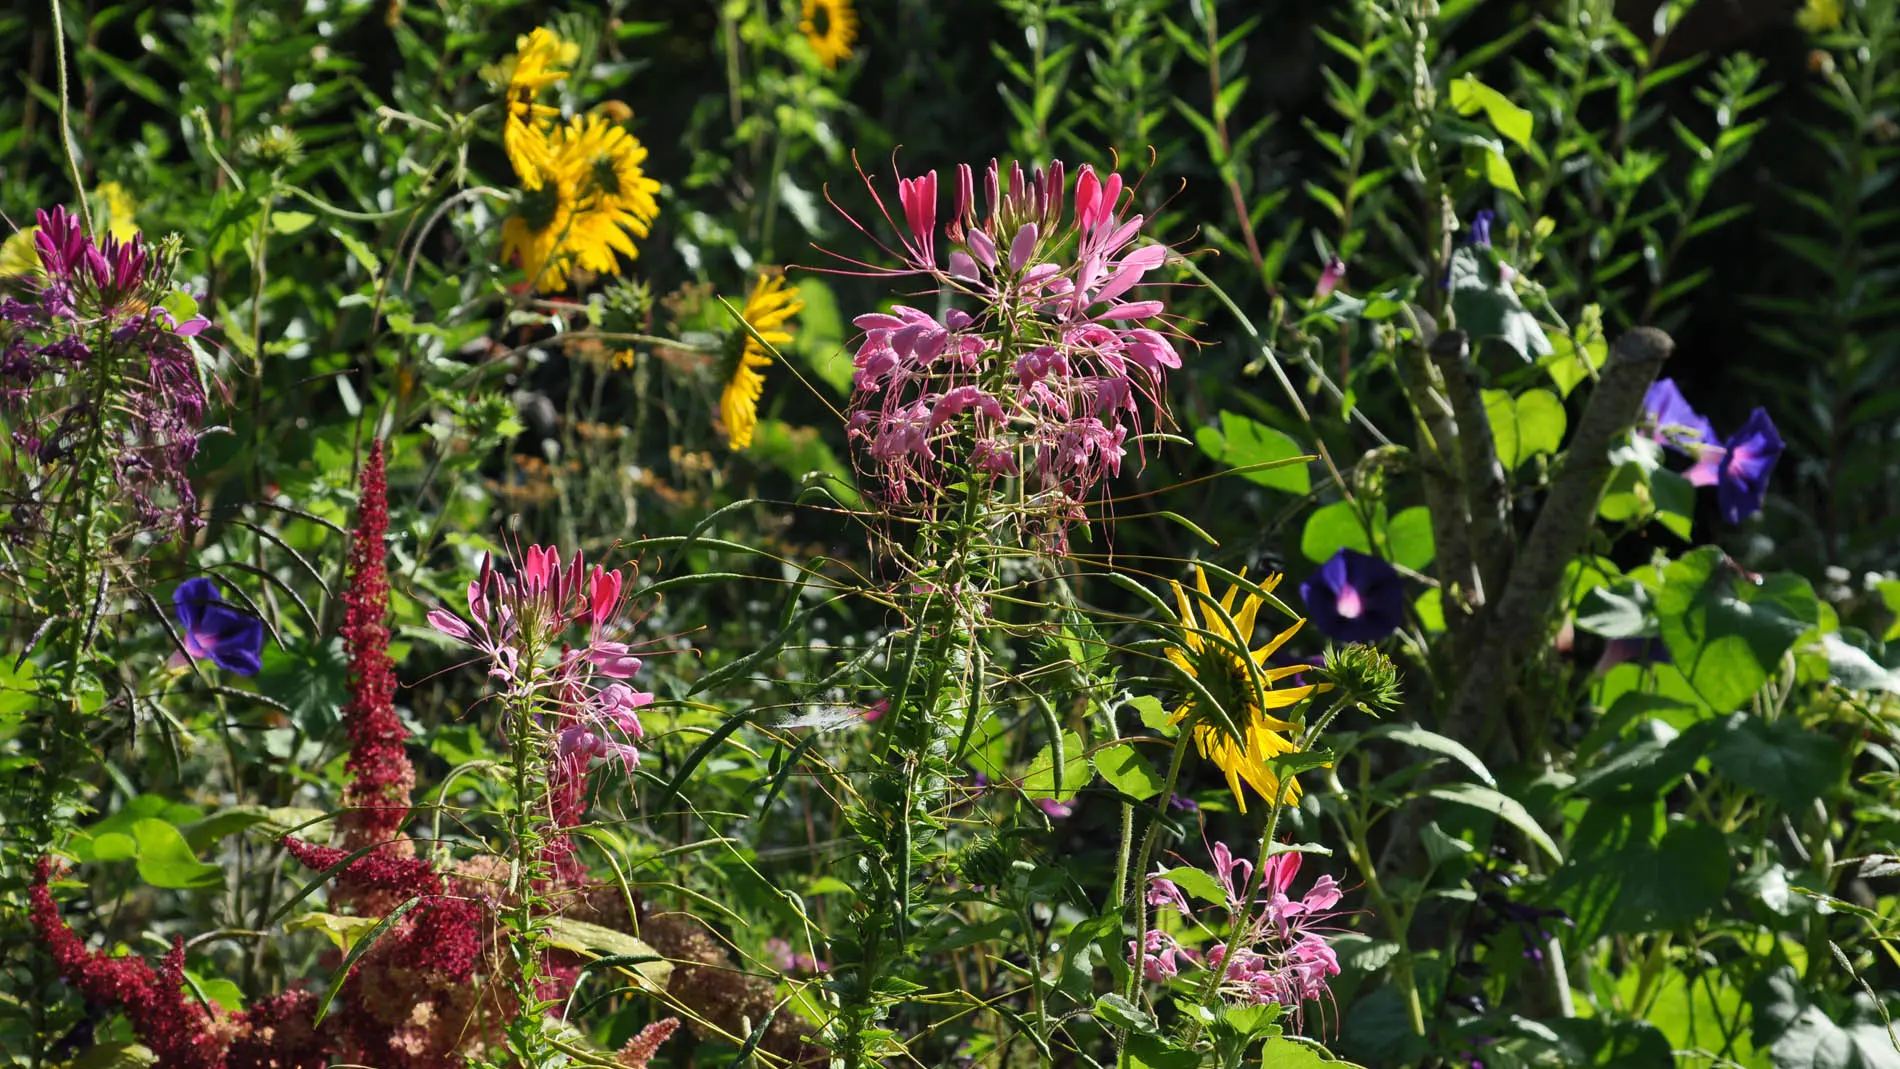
[1447,246,1552,360]
[1656,548,1816,714]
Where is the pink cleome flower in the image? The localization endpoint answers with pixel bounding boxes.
[823,157,1185,548]
[1127,844,1346,1023]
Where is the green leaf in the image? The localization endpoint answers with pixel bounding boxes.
[1093,993,1157,1034]
[1651,470,1696,540]
[1820,632,1900,694]
[1656,548,1813,713]
[1384,507,1436,571]
[1125,1034,1199,1069]
[1159,866,1227,905]
[1023,730,1089,801]
[1706,713,1844,812]
[1576,581,1656,639]
[1450,74,1534,150]
[1541,330,1608,397]
[1483,388,1566,468]
[1301,501,1373,563]
[184,806,329,851]
[1421,821,1477,866]
[93,832,138,861]
[1268,748,1336,778]
[268,210,317,235]
[1749,965,1900,1069]
[1879,581,1900,642]
[1425,783,1561,862]
[158,290,201,327]
[285,911,382,954]
[185,970,246,1012]
[1258,1037,1353,1067]
[314,898,422,1025]
[65,1043,157,1069]
[1363,724,1495,787]
[1195,411,1311,493]
[1448,247,1552,361]
[1128,695,1174,735]
[792,276,850,395]
[1093,741,1166,801]
[331,228,381,278]
[543,916,673,993]
[130,819,224,890]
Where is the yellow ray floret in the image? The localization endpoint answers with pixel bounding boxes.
[1165,566,1329,813]
[720,272,803,450]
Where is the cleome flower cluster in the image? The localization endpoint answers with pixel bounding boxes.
[0,206,210,540]
[832,158,1183,546]
[1134,844,1344,1016]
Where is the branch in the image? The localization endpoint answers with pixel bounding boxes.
[1443,327,1674,747]
[1434,332,1511,601]
[1394,311,1477,635]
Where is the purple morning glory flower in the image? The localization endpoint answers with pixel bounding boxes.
[1714,408,1783,525]
[1640,379,1716,454]
[1300,549,1406,643]
[172,577,265,675]
[1467,210,1494,248]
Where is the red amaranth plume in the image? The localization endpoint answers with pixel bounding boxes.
[30,860,327,1069]
[339,438,413,855]
[280,837,444,899]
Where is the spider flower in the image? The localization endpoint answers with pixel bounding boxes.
[173,577,265,675]
[1165,567,1325,812]
[720,271,803,450]
[1300,549,1406,643]
[828,157,1183,545]
[427,545,654,767]
[1128,844,1345,1019]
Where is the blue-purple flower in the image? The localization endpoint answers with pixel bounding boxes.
[1712,408,1783,525]
[172,577,265,675]
[1640,379,1716,454]
[1467,209,1494,248]
[1300,549,1406,643]
[1639,382,1784,525]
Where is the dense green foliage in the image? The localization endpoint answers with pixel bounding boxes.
[0,1,1897,1068]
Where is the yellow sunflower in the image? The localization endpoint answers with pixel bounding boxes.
[498,27,577,186]
[500,115,661,292]
[1166,567,1327,813]
[719,272,803,450]
[551,113,661,274]
[800,0,858,70]
[93,182,139,241]
[500,127,581,291]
